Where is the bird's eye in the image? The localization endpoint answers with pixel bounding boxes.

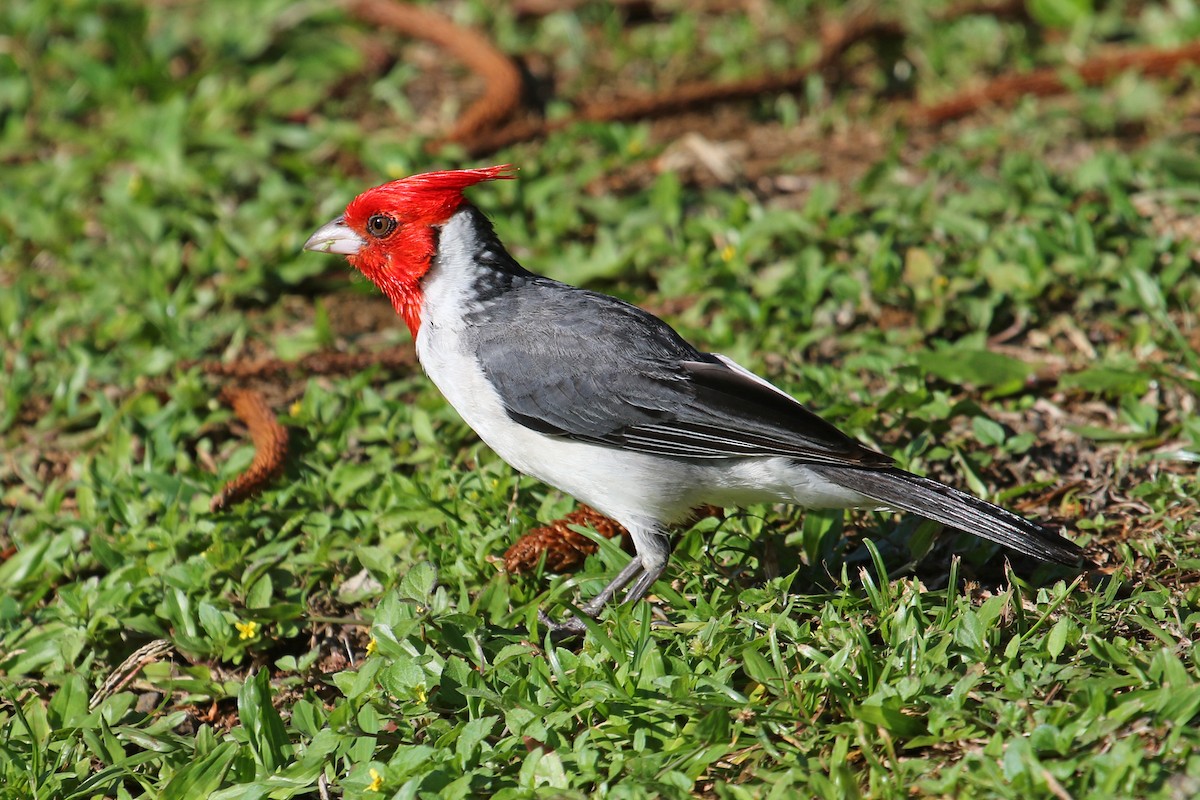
[366,214,397,238]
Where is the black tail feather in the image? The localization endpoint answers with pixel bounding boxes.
[811,466,1088,567]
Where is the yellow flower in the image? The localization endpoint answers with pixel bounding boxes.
[289,400,302,416]
[415,685,427,703]
[367,768,384,793]
[366,636,378,656]
[721,244,735,262]
[235,620,259,641]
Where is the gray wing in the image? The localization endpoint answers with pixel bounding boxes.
[470,278,892,468]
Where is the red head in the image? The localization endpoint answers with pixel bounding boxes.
[304,165,517,335]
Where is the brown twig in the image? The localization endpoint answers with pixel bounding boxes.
[210,388,290,512]
[89,639,174,710]
[185,346,419,512]
[192,346,416,380]
[915,40,1200,125]
[345,0,523,149]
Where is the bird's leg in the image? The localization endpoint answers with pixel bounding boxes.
[538,557,644,638]
[538,526,674,639]
[620,528,671,606]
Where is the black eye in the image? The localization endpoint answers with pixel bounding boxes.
[366,214,397,238]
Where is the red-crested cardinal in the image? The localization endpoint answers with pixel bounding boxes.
[304,165,1085,636]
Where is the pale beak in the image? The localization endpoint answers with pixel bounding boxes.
[303,215,365,255]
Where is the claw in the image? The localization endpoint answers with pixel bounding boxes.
[537,608,591,641]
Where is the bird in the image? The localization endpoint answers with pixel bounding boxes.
[304,164,1086,637]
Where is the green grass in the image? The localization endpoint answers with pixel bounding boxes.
[3,0,1200,797]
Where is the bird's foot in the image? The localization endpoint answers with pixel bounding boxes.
[537,608,592,641]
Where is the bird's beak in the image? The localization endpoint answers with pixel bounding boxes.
[303,215,365,256]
